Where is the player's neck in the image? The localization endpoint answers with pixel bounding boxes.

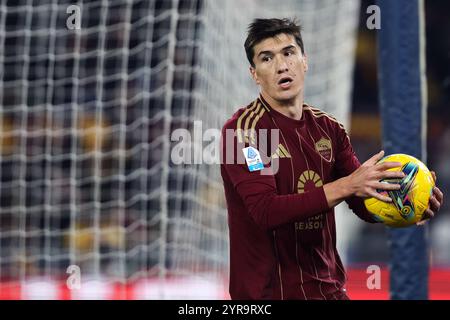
[261,92,303,121]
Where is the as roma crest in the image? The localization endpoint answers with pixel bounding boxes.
[315,137,332,162]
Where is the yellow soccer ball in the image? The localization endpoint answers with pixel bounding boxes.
[364,153,435,228]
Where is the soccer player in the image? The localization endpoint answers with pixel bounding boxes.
[220,18,444,300]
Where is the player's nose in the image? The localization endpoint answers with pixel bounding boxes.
[277,66,288,74]
[275,56,289,74]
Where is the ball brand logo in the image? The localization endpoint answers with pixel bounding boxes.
[386,162,419,220]
[314,137,332,162]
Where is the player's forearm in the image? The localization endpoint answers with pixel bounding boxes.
[323,176,353,208]
[239,184,330,230]
[323,177,378,223]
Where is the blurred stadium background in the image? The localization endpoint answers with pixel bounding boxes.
[0,0,448,299]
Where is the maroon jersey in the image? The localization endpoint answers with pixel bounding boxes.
[220,95,377,300]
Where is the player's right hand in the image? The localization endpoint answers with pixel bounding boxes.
[346,150,405,202]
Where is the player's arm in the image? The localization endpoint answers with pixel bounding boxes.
[332,124,404,223]
[323,150,405,209]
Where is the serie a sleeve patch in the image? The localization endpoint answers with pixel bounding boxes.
[242,146,264,172]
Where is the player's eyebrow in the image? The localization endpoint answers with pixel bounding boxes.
[281,45,296,52]
[257,45,297,58]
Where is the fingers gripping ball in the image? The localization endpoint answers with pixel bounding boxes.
[364,154,435,228]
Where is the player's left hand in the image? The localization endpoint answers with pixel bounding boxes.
[417,171,444,226]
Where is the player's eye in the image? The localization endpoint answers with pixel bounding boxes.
[262,56,272,62]
[285,51,294,57]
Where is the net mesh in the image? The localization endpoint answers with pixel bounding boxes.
[0,0,360,299]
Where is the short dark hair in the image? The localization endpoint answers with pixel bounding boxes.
[244,18,305,68]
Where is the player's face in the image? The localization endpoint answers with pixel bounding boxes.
[250,33,307,103]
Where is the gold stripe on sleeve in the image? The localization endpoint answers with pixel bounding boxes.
[236,100,258,143]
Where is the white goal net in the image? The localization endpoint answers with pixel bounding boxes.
[0,0,360,299]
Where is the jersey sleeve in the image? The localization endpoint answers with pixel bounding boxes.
[333,123,378,224]
[220,121,330,231]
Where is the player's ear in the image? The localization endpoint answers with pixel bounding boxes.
[249,66,260,84]
[302,53,308,72]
